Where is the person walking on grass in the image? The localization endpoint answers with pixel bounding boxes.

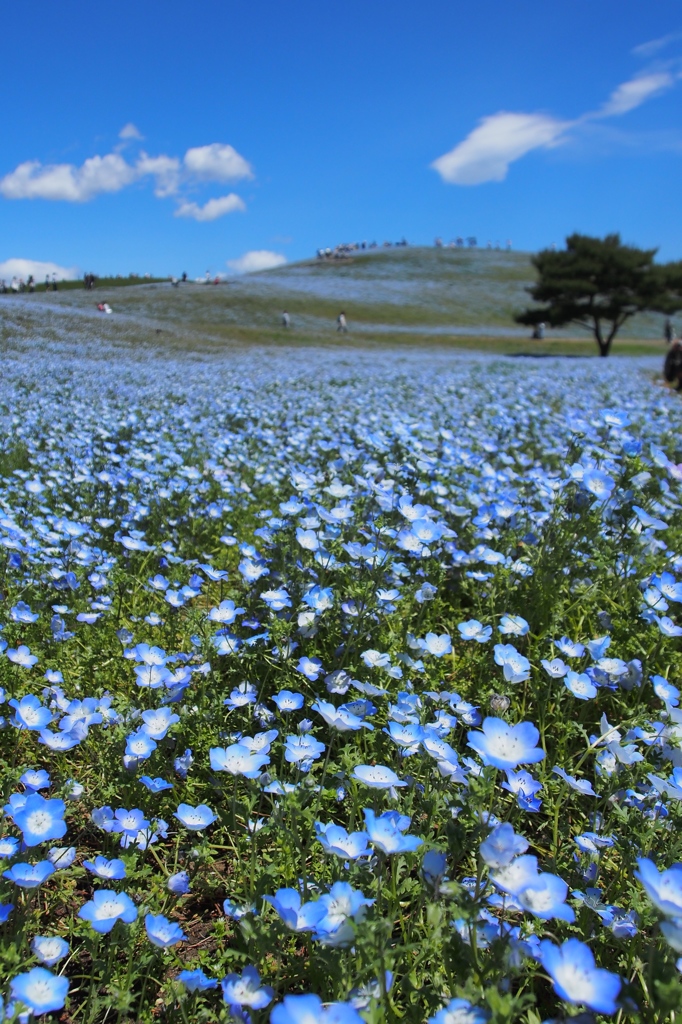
[282,310,290,329]
[665,319,675,344]
[337,311,348,333]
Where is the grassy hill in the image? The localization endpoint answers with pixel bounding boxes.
[0,247,670,356]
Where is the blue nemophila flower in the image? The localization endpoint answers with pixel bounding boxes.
[83,856,126,880]
[553,766,597,796]
[351,764,407,789]
[457,620,492,643]
[636,857,682,916]
[264,888,326,932]
[4,861,55,888]
[541,657,568,678]
[564,670,597,700]
[574,831,614,854]
[271,994,364,1024]
[363,809,422,855]
[141,707,179,739]
[314,881,374,946]
[261,588,292,611]
[587,635,610,660]
[655,571,682,602]
[113,807,150,837]
[312,699,372,732]
[79,890,138,933]
[20,769,50,792]
[9,694,52,730]
[555,636,585,658]
[208,599,244,624]
[632,504,668,530]
[210,743,270,777]
[174,803,217,831]
[224,899,256,920]
[10,967,69,1016]
[479,823,528,868]
[582,468,615,502]
[168,870,190,894]
[14,794,66,847]
[498,614,529,636]
[125,729,157,760]
[656,616,682,637]
[297,656,323,681]
[31,935,69,966]
[651,674,679,706]
[539,937,621,1014]
[489,854,540,896]
[422,850,448,889]
[423,632,452,657]
[145,913,186,947]
[221,965,274,1009]
[272,690,304,712]
[516,872,575,922]
[494,644,530,684]
[0,836,19,858]
[8,645,39,669]
[177,968,218,992]
[467,718,545,771]
[427,998,490,1024]
[361,649,391,669]
[47,846,76,868]
[284,734,325,767]
[315,822,370,859]
[140,776,173,792]
[224,682,258,710]
[11,601,39,624]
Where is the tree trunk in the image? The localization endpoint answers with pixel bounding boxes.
[593,319,610,357]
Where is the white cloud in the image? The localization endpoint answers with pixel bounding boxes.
[0,258,77,281]
[227,250,286,274]
[599,71,675,116]
[136,152,181,197]
[175,194,246,222]
[0,154,137,202]
[431,112,568,185]
[183,143,253,182]
[433,56,682,187]
[119,122,143,140]
[0,138,253,211]
[632,32,682,58]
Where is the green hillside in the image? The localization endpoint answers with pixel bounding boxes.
[0,246,670,356]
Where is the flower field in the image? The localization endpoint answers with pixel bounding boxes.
[1,341,682,1023]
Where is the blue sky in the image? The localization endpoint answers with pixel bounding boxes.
[1,0,681,280]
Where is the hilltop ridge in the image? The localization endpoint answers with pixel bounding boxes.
[0,246,668,355]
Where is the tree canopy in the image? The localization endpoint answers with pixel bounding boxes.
[516,233,682,356]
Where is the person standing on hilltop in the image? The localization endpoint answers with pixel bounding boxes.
[337,311,348,333]
[665,318,675,344]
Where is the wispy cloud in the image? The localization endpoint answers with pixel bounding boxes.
[175,194,246,222]
[0,257,77,281]
[432,56,682,186]
[431,112,568,185]
[119,122,143,141]
[632,31,682,59]
[227,250,286,274]
[598,71,675,116]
